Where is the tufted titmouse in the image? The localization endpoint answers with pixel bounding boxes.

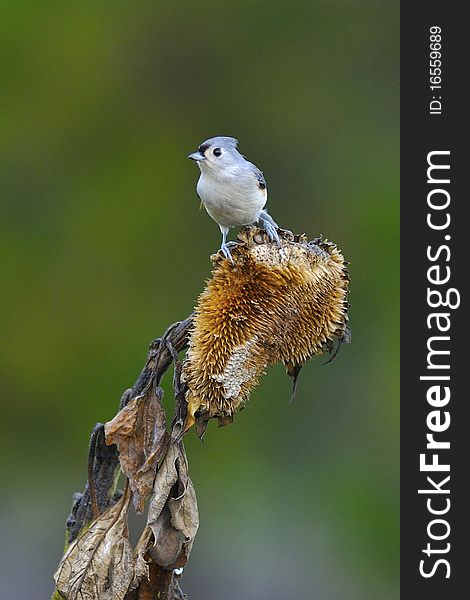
[188,136,280,260]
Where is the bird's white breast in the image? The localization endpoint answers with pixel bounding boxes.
[197,169,267,228]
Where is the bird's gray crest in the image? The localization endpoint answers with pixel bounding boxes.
[200,136,239,149]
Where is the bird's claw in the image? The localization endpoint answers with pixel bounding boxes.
[221,242,234,263]
[263,221,281,246]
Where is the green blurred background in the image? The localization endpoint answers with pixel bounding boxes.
[1,1,399,598]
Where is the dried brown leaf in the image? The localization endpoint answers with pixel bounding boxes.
[128,526,153,593]
[147,444,199,570]
[105,386,169,513]
[54,489,133,600]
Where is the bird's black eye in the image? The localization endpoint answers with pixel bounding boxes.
[213,148,222,157]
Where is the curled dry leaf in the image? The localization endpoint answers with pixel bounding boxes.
[183,226,351,432]
[105,385,169,514]
[54,488,134,600]
[147,444,199,570]
[129,526,153,593]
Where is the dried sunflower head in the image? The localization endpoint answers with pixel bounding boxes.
[182,226,350,436]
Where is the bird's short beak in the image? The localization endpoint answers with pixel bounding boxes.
[188,152,206,162]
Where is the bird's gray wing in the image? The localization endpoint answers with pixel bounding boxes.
[253,166,267,190]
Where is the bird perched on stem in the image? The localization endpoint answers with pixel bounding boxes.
[188,136,280,261]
